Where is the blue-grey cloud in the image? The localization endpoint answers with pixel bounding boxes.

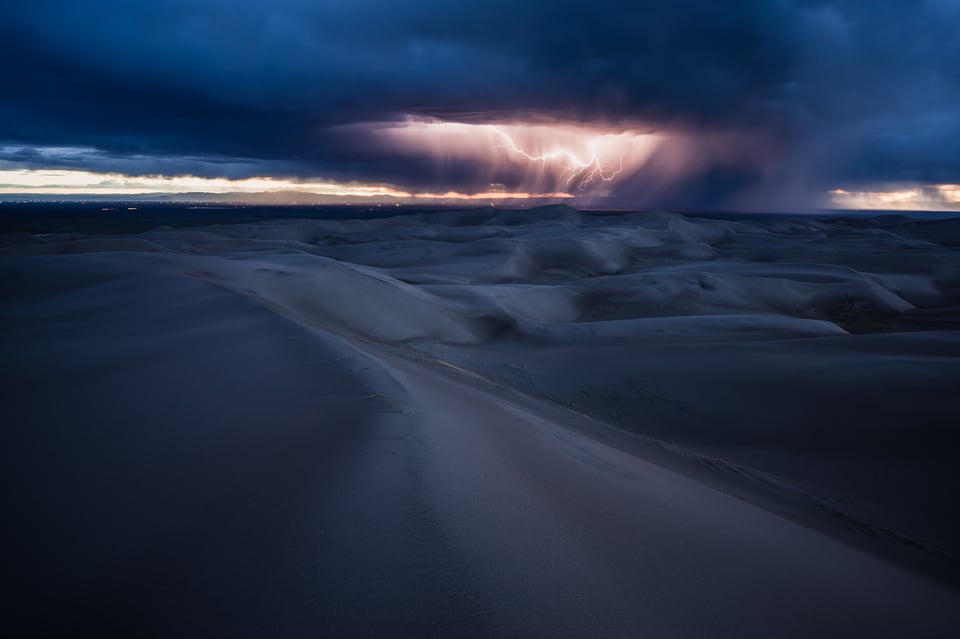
[1,1,958,207]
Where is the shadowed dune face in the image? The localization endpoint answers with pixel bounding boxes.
[6,206,958,342]
[158,206,960,338]
[3,205,960,635]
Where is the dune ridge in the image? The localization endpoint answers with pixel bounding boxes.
[3,206,959,636]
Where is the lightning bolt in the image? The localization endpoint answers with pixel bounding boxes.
[491,127,627,191]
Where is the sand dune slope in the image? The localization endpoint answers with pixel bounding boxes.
[3,207,959,636]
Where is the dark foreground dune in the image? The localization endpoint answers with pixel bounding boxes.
[3,205,960,637]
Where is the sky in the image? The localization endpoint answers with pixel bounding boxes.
[1,0,958,211]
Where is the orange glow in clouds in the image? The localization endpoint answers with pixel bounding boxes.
[0,169,567,201]
[376,118,664,196]
[829,185,960,211]
[1,119,667,201]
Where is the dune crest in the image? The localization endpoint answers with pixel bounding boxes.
[4,207,959,636]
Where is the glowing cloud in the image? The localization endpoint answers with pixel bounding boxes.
[491,128,626,191]
[1,120,780,207]
[0,169,406,197]
[374,118,664,196]
[829,185,960,211]
[0,169,567,201]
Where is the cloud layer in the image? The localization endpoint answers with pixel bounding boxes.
[2,1,958,208]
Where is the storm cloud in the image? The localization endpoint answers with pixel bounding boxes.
[2,1,958,208]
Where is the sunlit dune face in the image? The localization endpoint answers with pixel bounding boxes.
[829,185,960,211]
[372,118,665,196]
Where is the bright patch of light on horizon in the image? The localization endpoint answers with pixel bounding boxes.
[376,118,664,195]
[0,169,568,200]
[830,185,960,211]
[0,169,406,196]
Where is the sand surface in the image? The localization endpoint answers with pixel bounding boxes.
[4,206,959,636]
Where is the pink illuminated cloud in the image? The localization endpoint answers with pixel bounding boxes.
[371,118,665,197]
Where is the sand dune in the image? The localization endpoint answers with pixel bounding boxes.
[3,206,959,636]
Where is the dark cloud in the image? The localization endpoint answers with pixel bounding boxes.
[1,1,958,207]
